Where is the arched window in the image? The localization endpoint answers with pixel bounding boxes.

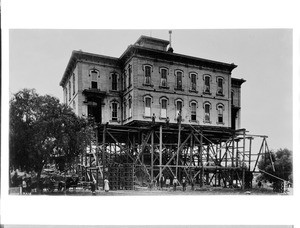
[217,103,224,124]
[110,100,119,122]
[175,70,183,90]
[203,102,211,123]
[90,69,99,89]
[144,65,152,85]
[144,95,152,117]
[160,68,168,87]
[160,97,168,119]
[190,73,197,91]
[123,71,127,91]
[203,75,211,94]
[217,77,224,95]
[111,72,118,91]
[175,98,183,120]
[128,96,132,118]
[190,101,197,122]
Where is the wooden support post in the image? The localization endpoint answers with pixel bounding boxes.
[225,142,228,168]
[252,138,265,172]
[127,134,130,164]
[242,130,246,189]
[206,145,209,184]
[236,140,239,186]
[95,127,99,186]
[151,129,154,188]
[141,133,145,164]
[102,125,106,188]
[265,139,275,172]
[200,132,203,187]
[133,135,136,156]
[248,138,252,171]
[218,140,222,186]
[224,142,228,188]
[159,124,163,188]
[236,140,239,168]
[190,133,193,167]
[231,134,235,186]
[232,134,235,167]
[176,114,182,177]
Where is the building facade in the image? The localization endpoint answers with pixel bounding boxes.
[60,35,245,130]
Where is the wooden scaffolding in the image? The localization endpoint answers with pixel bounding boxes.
[77,121,272,190]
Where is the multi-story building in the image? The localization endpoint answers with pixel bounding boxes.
[60,35,245,130]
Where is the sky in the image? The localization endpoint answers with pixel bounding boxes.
[9,29,293,151]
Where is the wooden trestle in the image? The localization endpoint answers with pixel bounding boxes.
[77,122,271,190]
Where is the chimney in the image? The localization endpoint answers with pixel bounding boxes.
[167,30,174,53]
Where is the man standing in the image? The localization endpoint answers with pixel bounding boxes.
[165,177,170,190]
[182,177,186,191]
[173,176,178,191]
[160,174,165,190]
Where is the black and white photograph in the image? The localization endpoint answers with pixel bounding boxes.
[7,29,293,196]
[1,0,299,227]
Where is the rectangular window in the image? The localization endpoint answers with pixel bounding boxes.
[161,69,167,87]
[161,99,167,118]
[112,73,118,91]
[112,103,118,121]
[145,97,151,117]
[191,103,196,121]
[217,78,223,95]
[176,72,182,90]
[91,81,98,89]
[145,66,151,85]
[191,74,196,91]
[204,104,210,122]
[204,76,210,93]
[72,74,75,95]
[128,98,132,118]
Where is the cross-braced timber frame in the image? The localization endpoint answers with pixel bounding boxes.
[77,121,272,190]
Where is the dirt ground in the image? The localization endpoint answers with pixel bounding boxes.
[27,185,292,196]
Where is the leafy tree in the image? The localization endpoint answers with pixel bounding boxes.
[9,89,94,191]
[258,148,293,183]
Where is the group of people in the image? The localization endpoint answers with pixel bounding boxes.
[10,171,32,194]
[158,175,194,191]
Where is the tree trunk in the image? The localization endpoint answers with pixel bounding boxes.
[36,170,43,194]
[36,163,44,194]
